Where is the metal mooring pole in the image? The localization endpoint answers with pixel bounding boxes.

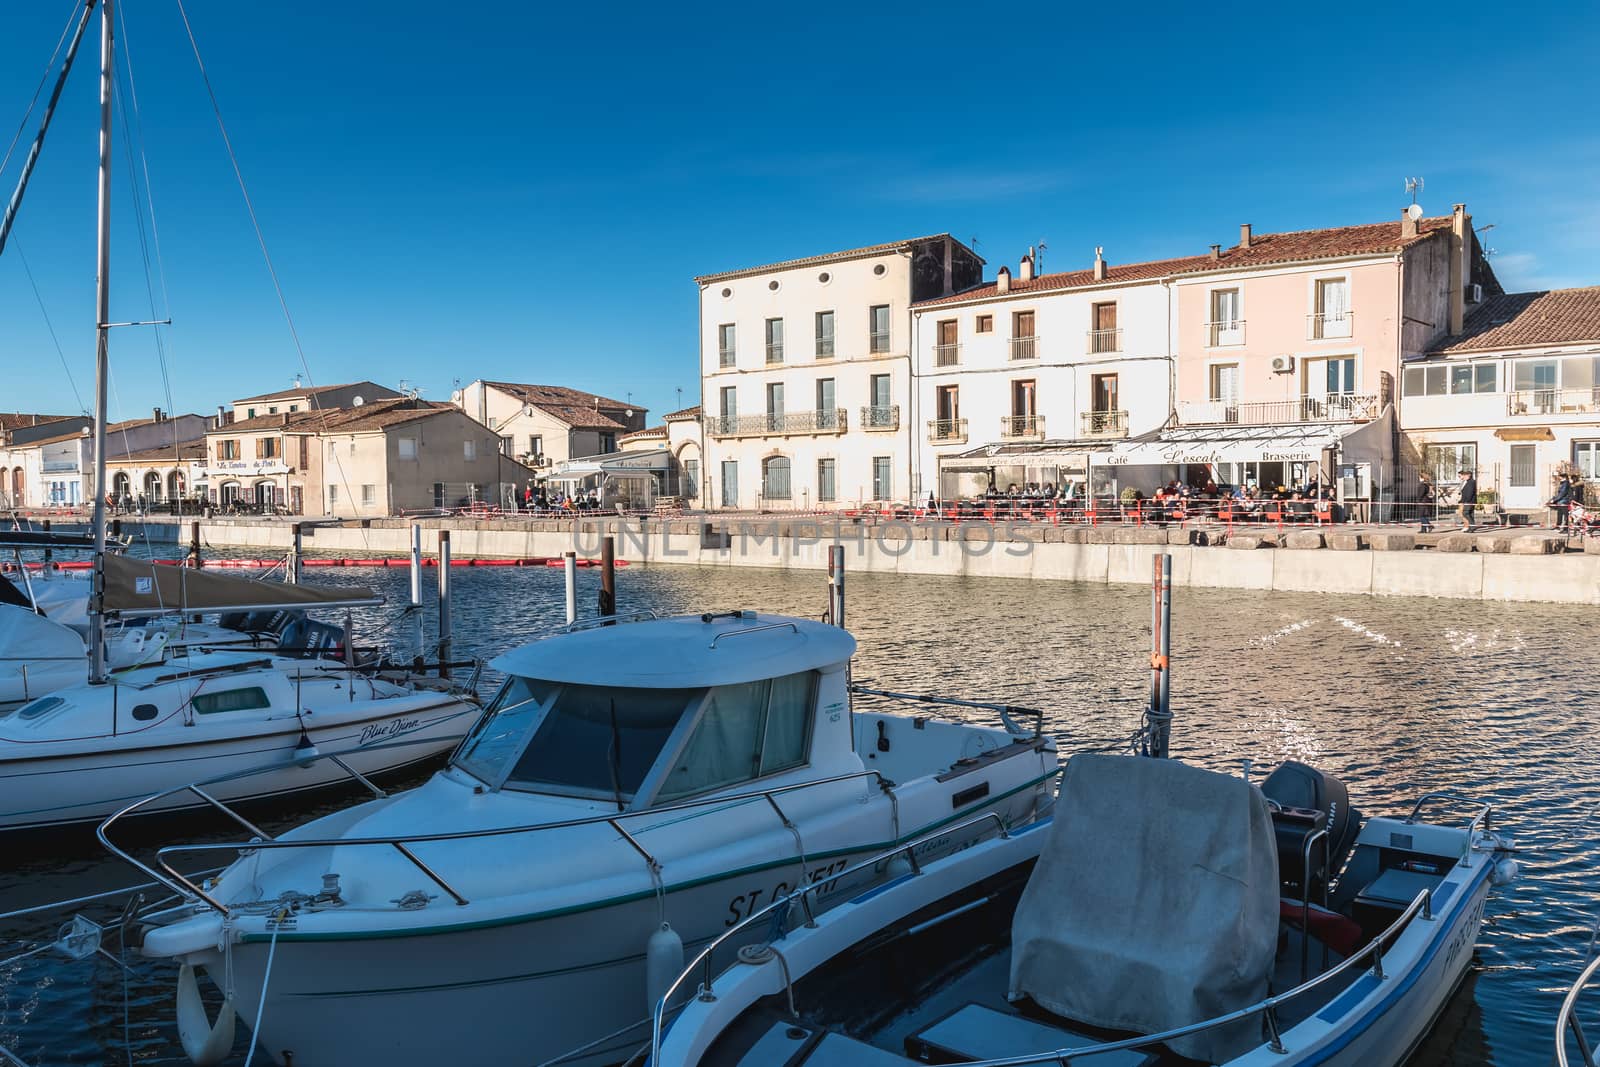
[288,522,303,584]
[1148,552,1173,758]
[831,544,846,628]
[437,530,452,679]
[563,550,578,625]
[409,523,424,659]
[599,536,616,620]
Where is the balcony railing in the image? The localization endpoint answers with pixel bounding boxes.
[815,337,835,358]
[765,343,784,365]
[1087,328,1122,354]
[869,332,891,355]
[1080,410,1129,438]
[860,404,900,430]
[1206,319,1246,346]
[1307,311,1354,340]
[1176,393,1381,426]
[718,349,735,368]
[1001,414,1045,439]
[1507,387,1600,416]
[704,409,849,438]
[927,418,968,444]
[934,343,960,367]
[1009,336,1038,361]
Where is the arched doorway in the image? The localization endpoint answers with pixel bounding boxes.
[143,471,162,503]
[219,480,241,507]
[111,471,131,503]
[167,470,185,499]
[255,480,276,510]
[9,467,22,507]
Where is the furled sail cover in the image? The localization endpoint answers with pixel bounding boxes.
[0,602,84,662]
[1009,753,1279,1064]
[101,554,381,616]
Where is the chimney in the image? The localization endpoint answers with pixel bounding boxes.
[1399,207,1418,239]
[215,405,226,429]
[1209,244,1221,262]
[152,407,163,423]
[281,412,290,427]
[1019,250,1034,283]
[996,265,1011,295]
[1448,203,1469,335]
[1240,223,1252,250]
[1092,246,1107,282]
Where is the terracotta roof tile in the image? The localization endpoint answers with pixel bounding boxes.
[663,405,701,421]
[913,253,1213,308]
[1429,287,1600,353]
[232,380,396,404]
[0,413,73,433]
[620,425,667,441]
[696,234,975,284]
[106,441,207,465]
[479,381,641,428]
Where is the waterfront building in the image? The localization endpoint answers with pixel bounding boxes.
[547,405,704,509]
[0,414,85,508]
[104,442,208,510]
[450,381,647,473]
[1402,286,1600,512]
[696,235,983,510]
[229,380,402,420]
[0,410,207,509]
[202,410,324,512]
[910,247,1200,499]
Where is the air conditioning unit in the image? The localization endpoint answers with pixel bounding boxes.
[1270,355,1295,374]
[1467,283,1483,303]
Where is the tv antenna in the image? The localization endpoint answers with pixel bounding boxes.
[1403,177,1425,220]
[1036,240,1048,275]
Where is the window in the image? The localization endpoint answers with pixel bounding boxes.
[218,439,240,461]
[1090,302,1118,352]
[1091,373,1119,413]
[398,437,417,460]
[1509,444,1536,488]
[1404,363,1498,397]
[762,456,791,500]
[975,314,993,333]
[655,672,815,802]
[936,385,959,421]
[246,408,256,420]
[1422,443,1477,484]
[329,485,338,505]
[452,676,557,786]
[192,687,271,715]
[936,319,959,366]
[598,432,616,453]
[1575,441,1600,480]
[765,382,785,429]
[289,404,299,413]
[488,416,498,429]
[1209,288,1243,345]
[718,323,737,367]
[268,406,279,415]
[500,436,514,456]
[1012,379,1037,417]
[1304,356,1355,397]
[816,378,837,428]
[1209,363,1240,404]
[502,683,697,800]
[257,437,278,459]
[433,482,446,507]
[361,484,375,505]
[865,373,893,426]
[721,460,738,507]
[871,456,892,500]
[463,440,477,461]
[1513,359,1558,392]
[719,386,737,432]
[869,305,891,353]
[528,434,544,458]
[815,311,835,358]
[1312,278,1351,338]
[765,318,784,364]
[682,458,699,498]
[1011,310,1036,360]
[1475,364,1498,392]
[817,458,836,502]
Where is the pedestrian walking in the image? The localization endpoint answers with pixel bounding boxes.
[1417,474,1435,532]
[1550,473,1573,530]
[1457,469,1477,532]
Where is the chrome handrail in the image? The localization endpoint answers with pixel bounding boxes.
[650,810,1017,1061]
[707,622,800,648]
[556,611,660,634]
[99,748,899,918]
[1556,952,1600,1067]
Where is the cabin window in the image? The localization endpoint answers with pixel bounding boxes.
[13,696,66,721]
[131,703,159,722]
[502,683,696,800]
[453,676,558,785]
[192,687,271,715]
[655,671,815,803]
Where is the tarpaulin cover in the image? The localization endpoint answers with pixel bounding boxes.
[1009,753,1279,1064]
[101,554,381,616]
[0,602,84,662]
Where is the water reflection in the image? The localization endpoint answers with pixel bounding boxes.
[1,559,1594,1064]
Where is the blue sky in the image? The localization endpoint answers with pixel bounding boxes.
[1,1,1595,425]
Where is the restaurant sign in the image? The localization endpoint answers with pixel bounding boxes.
[210,459,290,475]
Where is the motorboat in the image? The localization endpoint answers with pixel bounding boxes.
[126,610,1060,1067]
[652,752,1517,1067]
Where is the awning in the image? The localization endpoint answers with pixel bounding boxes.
[551,448,671,480]
[939,441,1102,473]
[101,554,382,616]
[1495,427,1555,441]
[1099,422,1359,467]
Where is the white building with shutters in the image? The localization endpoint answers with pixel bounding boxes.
[696,235,982,510]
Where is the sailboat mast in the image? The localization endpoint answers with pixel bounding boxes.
[88,0,112,685]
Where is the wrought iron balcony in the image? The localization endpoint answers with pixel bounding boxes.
[1307,311,1354,340]
[1000,414,1045,439]
[704,409,849,438]
[1176,393,1381,426]
[1507,387,1600,416]
[934,343,960,367]
[1009,335,1039,361]
[927,418,968,444]
[1087,328,1122,354]
[1079,410,1129,438]
[1205,319,1246,346]
[861,404,900,431]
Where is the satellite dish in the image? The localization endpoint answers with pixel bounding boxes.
[1406,203,1424,221]
[352,395,365,407]
[625,408,634,418]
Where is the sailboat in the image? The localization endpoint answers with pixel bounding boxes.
[0,0,481,830]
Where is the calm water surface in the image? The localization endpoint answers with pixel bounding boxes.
[0,559,1594,1064]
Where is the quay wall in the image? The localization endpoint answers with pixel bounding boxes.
[114,517,1600,606]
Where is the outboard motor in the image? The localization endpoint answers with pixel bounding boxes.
[1261,761,1362,902]
[278,617,346,659]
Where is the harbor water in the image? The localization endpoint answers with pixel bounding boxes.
[0,558,1593,1064]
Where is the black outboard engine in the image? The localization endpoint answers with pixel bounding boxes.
[1261,761,1363,901]
[277,617,346,659]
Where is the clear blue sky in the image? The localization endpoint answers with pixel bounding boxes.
[1,1,1595,425]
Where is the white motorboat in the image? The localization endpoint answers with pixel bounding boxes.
[652,753,1516,1067]
[126,610,1060,1067]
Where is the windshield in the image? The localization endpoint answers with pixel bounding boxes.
[452,677,701,801]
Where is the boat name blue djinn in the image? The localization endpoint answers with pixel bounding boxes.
[360,717,419,745]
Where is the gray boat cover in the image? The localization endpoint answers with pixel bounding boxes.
[1009,753,1279,1064]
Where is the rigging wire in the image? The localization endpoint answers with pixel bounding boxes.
[172,0,370,545]
[0,0,80,180]
[9,237,87,414]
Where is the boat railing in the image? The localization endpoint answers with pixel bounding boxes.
[97,737,903,918]
[849,683,1046,738]
[1405,792,1495,866]
[650,809,1018,1061]
[1557,952,1600,1066]
[654,862,1448,1066]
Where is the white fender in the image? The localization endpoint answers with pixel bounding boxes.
[176,962,236,1066]
[645,921,684,1014]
